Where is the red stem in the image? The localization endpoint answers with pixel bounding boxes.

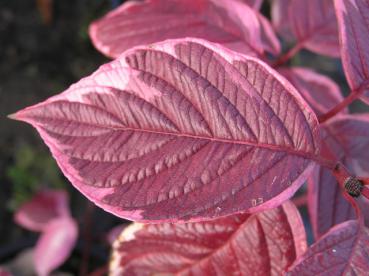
[319,82,369,123]
[87,265,108,276]
[79,202,95,276]
[272,43,302,68]
[292,194,308,207]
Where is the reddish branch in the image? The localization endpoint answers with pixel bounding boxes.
[272,43,303,68]
[319,81,369,123]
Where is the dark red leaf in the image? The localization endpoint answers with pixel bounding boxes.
[287,220,369,275]
[110,202,306,275]
[278,67,346,116]
[308,114,369,238]
[11,39,320,222]
[288,0,340,57]
[89,0,279,58]
[334,0,369,104]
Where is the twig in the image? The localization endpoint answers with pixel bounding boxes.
[272,43,302,68]
[79,202,95,276]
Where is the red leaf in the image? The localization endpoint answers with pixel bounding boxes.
[34,217,78,276]
[89,0,279,58]
[308,114,369,238]
[14,190,69,232]
[334,0,369,104]
[278,67,346,116]
[287,220,369,275]
[11,39,320,222]
[110,202,307,275]
[288,0,340,57]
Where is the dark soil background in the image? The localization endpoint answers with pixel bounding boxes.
[0,0,368,275]
[0,1,128,275]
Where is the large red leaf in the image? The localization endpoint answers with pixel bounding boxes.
[278,67,345,116]
[287,220,369,275]
[14,190,69,232]
[89,0,279,58]
[308,114,369,239]
[11,39,320,222]
[334,0,369,104]
[110,202,307,275]
[288,0,340,57]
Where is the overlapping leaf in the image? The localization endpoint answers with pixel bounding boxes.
[11,39,320,222]
[271,0,293,40]
[110,202,306,276]
[278,67,345,116]
[288,0,340,57]
[287,220,369,275]
[89,0,279,58]
[308,114,369,238]
[334,0,369,104]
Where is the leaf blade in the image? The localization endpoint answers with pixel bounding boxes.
[334,0,369,104]
[13,39,320,222]
[110,202,307,275]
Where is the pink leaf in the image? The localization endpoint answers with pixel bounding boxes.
[34,217,78,276]
[271,0,293,40]
[257,13,281,56]
[89,0,278,58]
[0,267,12,276]
[308,114,369,238]
[110,202,306,275]
[278,67,346,116]
[287,220,369,275]
[11,39,320,222]
[334,0,369,104]
[288,0,340,57]
[14,190,69,232]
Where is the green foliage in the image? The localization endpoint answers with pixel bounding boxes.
[6,144,65,210]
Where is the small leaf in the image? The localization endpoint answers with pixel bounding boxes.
[12,39,320,222]
[14,190,69,232]
[334,0,369,104]
[279,67,346,116]
[110,202,307,275]
[34,217,78,276]
[89,0,278,58]
[308,114,369,238]
[287,220,369,275]
[288,0,340,57]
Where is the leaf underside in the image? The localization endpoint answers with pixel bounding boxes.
[289,0,340,57]
[334,0,369,104]
[13,39,320,222]
[287,220,369,275]
[110,201,307,276]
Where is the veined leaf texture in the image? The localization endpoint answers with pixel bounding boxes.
[12,39,320,222]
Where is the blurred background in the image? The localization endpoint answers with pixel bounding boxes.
[1,0,368,275]
[0,1,128,275]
